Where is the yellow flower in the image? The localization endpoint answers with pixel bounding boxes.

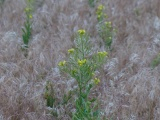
[105,21,112,27]
[78,59,87,66]
[92,72,95,76]
[97,15,101,19]
[109,37,112,40]
[78,29,85,35]
[25,7,31,12]
[113,28,117,33]
[97,15,100,19]
[58,60,66,66]
[25,8,29,12]
[97,52,102,55]
[103,51,108,56]
[29,14,32,19]
[97,5,105,11]
[98,51,108,57]
[68,48,74,54]
[93,78,100,85]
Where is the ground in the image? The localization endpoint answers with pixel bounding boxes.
[0,0,160,119]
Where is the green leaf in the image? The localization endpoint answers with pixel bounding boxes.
[46,95,55,108]
[89,98,96,103]
[22,28,26,34]
[93,110,100,117]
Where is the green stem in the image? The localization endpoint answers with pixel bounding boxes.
[80,35,85,59]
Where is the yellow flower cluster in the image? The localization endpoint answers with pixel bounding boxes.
[78,29,86,35]
[97,14,101,20]
[58,60,66,66]
[25,7,33,20]
[68,48,75,54]
[97,51,108,57]
[97,5,105,11]
[94,78,100,85]
[25,7,32,12]
[29,14,32,19]
[92,72,95,76]
[108,37,112,40]
[78,59,87,66]
[96,5,106,21]
[105,21,112,28]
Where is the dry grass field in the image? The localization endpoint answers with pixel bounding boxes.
[1,0,160,119]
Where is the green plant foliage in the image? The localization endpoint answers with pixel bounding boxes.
[134,8,140,16]
[96,5,106,22]
[151,53,160,68]
[88,0,95,7]
[22,0,33,50]
[46,95,55,108]
[96,4,116,50]
[44,81,55,108]
[62,90,72,105]
[0,0,5,6]
[98,21,115,49]
[44,81,75,118]
[58,29,108,119]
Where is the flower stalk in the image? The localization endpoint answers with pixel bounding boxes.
[58,29,108,119]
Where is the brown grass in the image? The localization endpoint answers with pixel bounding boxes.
[1,0,160,119]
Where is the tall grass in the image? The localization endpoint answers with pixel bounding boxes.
[0,0,160,119]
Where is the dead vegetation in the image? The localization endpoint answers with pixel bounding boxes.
[0,0,160,119]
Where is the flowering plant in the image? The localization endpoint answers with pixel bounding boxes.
[58,29,108,119]
[96,5,115,50]
[21,0,33,53]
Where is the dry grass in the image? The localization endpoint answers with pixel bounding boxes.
[1,0,160,119]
